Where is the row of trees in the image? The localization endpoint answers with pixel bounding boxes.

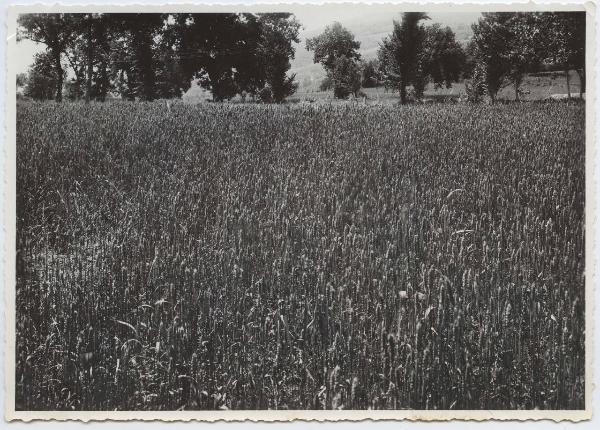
[18,11,585,103]
[468,12,585,101]
[17,13,301,102]
[306,11,585,103]
[305,15,465,103]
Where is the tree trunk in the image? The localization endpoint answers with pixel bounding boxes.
[513,73,523,102]
[85,16,94,103]
[565,69,571,99]
[74,69,86,100]
[98,62,108,102]
[399,79,407,105]
[133,28,156,101]
[53,50,63,102]
[126,71,136,101]
[577,68,585,98]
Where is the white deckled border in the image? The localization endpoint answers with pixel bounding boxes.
[3,1,596,422]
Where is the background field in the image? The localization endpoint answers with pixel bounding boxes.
[183,71,583,104]
[16,101,585,411]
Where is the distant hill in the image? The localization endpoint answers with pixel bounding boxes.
[291,11,481,92]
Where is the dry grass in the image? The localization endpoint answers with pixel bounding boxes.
[16,100,585,410]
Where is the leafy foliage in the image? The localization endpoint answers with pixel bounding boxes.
[540,12,586,96]
[17,13,302,103]
[61,14,113,102]
[421,24,465,90]
[17,12,585,103]
[306,22,361,70]
[329,55,362,99]
[306,22,362,99]
[17,13,79,101]
[378,13,466,103]
[166,13,261,101]
[361,59,381,88]
[109,14,165,101]
[22,51,62,100]
[464,61,487,102]
[256,13,301,103]
[319,75,333,91]
[378,12,430,103]
[470,12,569,101]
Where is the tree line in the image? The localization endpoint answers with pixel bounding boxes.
[17,11,585,103]
[307,11,585,103]
[17,13,301,103]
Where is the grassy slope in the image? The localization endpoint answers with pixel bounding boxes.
[16,101,585,411]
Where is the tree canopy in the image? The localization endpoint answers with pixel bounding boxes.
[256,13,301,103]
[306,22,362,99]
[18,13,78,101]
[17,11,586,104]
[378,12,465,103]
[470,12,585,101]
[17,12,302,103]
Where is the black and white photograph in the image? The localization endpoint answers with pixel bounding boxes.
[3,1,594,421]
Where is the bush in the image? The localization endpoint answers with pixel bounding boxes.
[258,86,273,103]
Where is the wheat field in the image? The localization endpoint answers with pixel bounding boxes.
[15,101,585,410]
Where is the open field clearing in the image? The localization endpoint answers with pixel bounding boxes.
[16,101,584,410]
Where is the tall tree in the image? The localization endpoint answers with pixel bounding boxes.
[225,14,264,99]
[469,14,511,101]
[153,37,188,99]
[167,13,264,101]
[65,13,113,102]
[73,14,112,102]
[567,12,586,96]
[90,15,113,102]
[542,12,586,98]
[109,13,164,101]
[378,12,429,104]
[57,14,113,102]
[256,13,301,103]
[64,40,87,100]
[306,22,361,70]
[330,55,362,99]
[463,42,488,102]
[504,13,546,100]
[22,51,62,100]
[17,14,78,101]
[471,13,548,101]
[420,25,465,95]
[306,22,361,99]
